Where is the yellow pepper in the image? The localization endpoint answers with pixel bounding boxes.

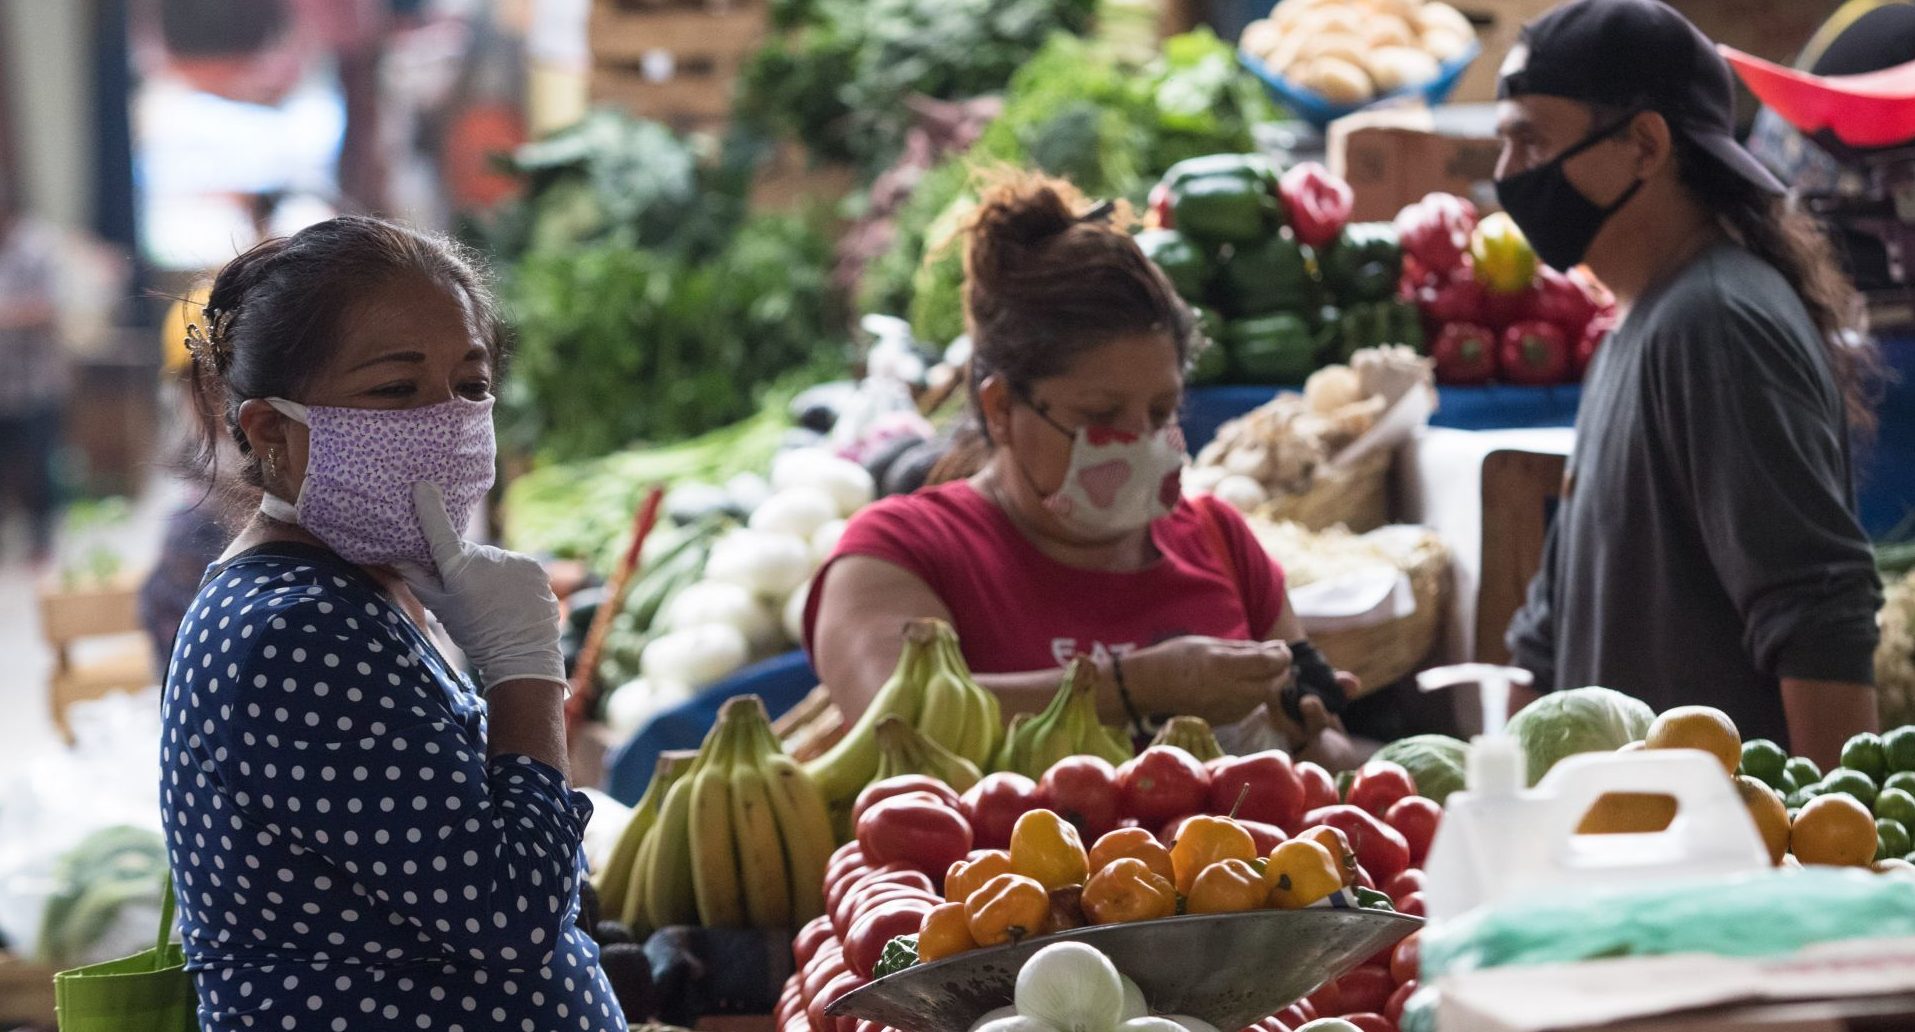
[946,850,1013,903]
[1169,815,1258,895]
[1469,211,1538,294]
[1263,839,1343,910]
[1081,857,1179,925]
[964,873,1052,947]
[917,900,981,963]
[1088,827,1176,883]
[1009,809,1090,891]
[1185,858,1268,915]
[1298,825,1359,889]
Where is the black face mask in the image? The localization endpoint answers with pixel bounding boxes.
[1495,110,1647,272]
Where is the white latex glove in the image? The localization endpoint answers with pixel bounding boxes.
[399,481,568,693]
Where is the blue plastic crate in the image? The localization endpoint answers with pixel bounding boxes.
[1239,41,1481,130]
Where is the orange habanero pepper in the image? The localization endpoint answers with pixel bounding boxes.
[917,900,980,963]
[1088,827,1175,882]
[1298,825,1360,888]
[1170,816,1258,895]
[945,850,1013,904]
[1263,839,1343,910]
[964,873,1052,947]
[1009,810,1089,891]
[1081,857,1179,925]
[1184,858,1268,915]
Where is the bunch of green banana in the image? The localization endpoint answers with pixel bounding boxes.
[993,658,1135,777]
[804,618,1002,819]
[872,715,982,792]
[630,695,835,930]
[1151,715,1225,762]
[597,750,698,928]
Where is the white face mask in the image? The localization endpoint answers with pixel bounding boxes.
[1013,396,1187,538]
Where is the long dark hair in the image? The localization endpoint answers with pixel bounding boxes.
[928,170,1200,483]
[188,215,508,490]
[1670,134,1884,435]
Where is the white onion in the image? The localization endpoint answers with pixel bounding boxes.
[659,580,781,656]
[725,471,772,515]
[1117,1019,1189,1032]
[783,579,811,647]
[974,1018,1060,1032]
[604,677,694,737]
[1118,976,1148,1021]
[1159,1017,1221,1032]
[748,487,840,540]
[639,624,749,688]
[1015,942,1123,1032]
[967,1007,1019,1032]
[703,528,813,600]
[811,519,848,565]
[772,448,876,517]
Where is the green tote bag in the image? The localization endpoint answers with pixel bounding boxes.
[52,871,199,1032]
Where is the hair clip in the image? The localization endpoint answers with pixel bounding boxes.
[186,307,236,372]
[1078,199,1117,223]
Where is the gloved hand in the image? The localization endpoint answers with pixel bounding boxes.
[399,481,567,692]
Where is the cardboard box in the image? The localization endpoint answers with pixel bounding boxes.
[1328,104,1503,222]
[1438,936,1915,1032]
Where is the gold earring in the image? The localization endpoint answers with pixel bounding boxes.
[265,450,278,482]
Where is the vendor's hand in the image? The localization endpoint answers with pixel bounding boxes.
[397,482,566,692]
[1122,636,1293,725]
[1269,671,1364,772]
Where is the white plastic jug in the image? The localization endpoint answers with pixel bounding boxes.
[1416,665,1770,925]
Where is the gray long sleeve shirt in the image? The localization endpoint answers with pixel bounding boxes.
[1508,242,1882,747]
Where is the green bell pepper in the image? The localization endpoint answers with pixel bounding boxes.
[1163,154,1283,246]
[1217,235,1312,317]
[1319,222,1404,305]
[1136,229,1209,303]
[1332,300,1425,363]
[1226,313,1317,384]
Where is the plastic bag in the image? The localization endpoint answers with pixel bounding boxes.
[1421,867,1915,980]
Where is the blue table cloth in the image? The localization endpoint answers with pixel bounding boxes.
[603,651,819,805]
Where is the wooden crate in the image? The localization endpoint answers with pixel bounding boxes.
[1448,0,1845,107]
[588,0,768,133]
[42,580,155,741]
[0,951,58,1028]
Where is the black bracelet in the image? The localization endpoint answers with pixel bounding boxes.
[1110,653,1148,739]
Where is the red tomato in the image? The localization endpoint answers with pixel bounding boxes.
[801,945,848,1005]
[1239,819,1289,854]
[1305,979,1342,1017]
[844,898,935,978]
[1383,869,1426,904]
[1397,892,1426,918]
[961,773,1044,850]
[1118,747,1212,826]
[793,914,836,970]
[1286,999,1317,1023]
[1338,964,1396,1014]
[1344,1014,1396,1032]
[1347,762,1417,818]
[1390,932,1420,986]
[1384,797,1442,867]
[1386,982,1418,1025]
[853,777,963,826]
[827,842,867,884]
[831,865,935,934]
[835,879,940,940]
[1303,805,1412,885]
[1296,762,1339,814]
[808,971,865,1032]
[856,795,974,880]
[1206,751,1307,828]
[1040,756,1123,839]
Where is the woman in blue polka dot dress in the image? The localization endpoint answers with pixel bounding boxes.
[162,216,624,1031]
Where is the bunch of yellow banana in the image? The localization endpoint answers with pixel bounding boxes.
[611,694,835,931]
[872,715,982,791]
[1150,715,1224,762]
[596,750,697,928]
[993,658,1135,778]
[804,618,1002,822]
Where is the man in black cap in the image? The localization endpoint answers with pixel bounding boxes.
[1498,0,1884,768]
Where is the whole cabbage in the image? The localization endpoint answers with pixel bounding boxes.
[1372,734,1469,804]
[1505,686,1655,786]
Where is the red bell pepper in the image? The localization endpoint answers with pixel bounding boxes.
[1420,267,1487,326]
[1500,320,1573,385]
[1279,162,1354,249]
[1302,804,1412,885]
[1575,312,1618,379]
[1149,181,1175,231]
[1430,322,1498,385]
[1394,192,1478,274]
[1482,285,1537,332]
[1531,266,1598,343]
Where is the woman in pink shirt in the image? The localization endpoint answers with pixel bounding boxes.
[806,173,1355,764]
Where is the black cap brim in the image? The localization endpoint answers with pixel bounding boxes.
[1686,127,1788,196]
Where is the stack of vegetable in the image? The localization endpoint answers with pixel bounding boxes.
[1239,0,1477,108]
[1141,159,1420,385]
[1395,194,1617,386]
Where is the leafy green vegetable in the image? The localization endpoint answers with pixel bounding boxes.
[859,28,1278,344]
[1373,734,1470,805]
[873,934,921,977]
[1506,686,1656,787]
[37,825,166,968]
